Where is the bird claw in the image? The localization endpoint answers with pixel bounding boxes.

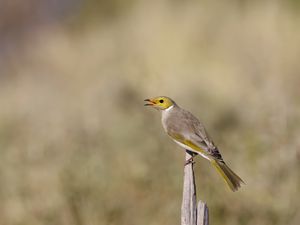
[184,157,195,166]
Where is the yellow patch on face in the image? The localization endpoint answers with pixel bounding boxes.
[144,96,174,110]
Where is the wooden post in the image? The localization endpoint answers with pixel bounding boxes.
[197,201,209,225]
[181,151,197,225]
[181,151,209,225]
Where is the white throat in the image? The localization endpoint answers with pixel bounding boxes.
[161,105,174,122]
[164,105,174,112]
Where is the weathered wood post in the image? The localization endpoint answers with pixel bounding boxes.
[197,201,209,225]
[181,150,209,225]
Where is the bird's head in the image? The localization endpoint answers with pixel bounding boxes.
[144,96,175,110]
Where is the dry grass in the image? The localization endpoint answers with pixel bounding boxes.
[0,1,300,225]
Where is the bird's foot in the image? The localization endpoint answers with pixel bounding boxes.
[184,157,195,166]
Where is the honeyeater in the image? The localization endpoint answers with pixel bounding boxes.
[144,96,244,191]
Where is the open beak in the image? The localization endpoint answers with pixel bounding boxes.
[144,99,155,106]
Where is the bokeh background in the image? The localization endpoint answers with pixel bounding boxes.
[1,0,300,225]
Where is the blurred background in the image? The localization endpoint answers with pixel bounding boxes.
[1,0,300,224]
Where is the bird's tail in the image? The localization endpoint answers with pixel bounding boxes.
[211,159,244,192]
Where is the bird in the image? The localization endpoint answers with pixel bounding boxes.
[144,96,244,191]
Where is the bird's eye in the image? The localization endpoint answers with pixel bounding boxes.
[159,99,164,103]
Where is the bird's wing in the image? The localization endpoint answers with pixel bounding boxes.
[167,130,211,158]
[189,133,223,161]
[182,110,224,161]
